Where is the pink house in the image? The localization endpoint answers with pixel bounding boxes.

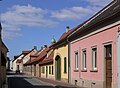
[68,0,120,88]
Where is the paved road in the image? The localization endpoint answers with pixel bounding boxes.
[7,72,55,88]
[7,72,82,88]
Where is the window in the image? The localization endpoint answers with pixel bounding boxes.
[49,66,51,74]
[52,66,53,75]
[42,66,45,73]
[64,57,67,73]
[82,49,86,70]
[106,45,112,58]
[75,51,78,70]
[92,48,97,70]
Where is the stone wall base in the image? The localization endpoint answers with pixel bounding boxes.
[71,78,104,88]
[71,78,117,88]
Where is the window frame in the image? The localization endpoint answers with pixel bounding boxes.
[52,66,54,75]
[64,57,67,73]
[82,49,87,71]
[91,47,98,72]
[49,66,51,74]
[74,51,79,71]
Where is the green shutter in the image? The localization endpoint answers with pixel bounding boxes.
[64,57,67,73]
[52,66,53,75]
[49,66,51,74]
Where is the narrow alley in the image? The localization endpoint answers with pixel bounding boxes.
[7,72,55,88]
[7,71,81,88]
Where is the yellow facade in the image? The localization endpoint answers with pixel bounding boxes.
[41,64,54,79]
[53,44,68,82]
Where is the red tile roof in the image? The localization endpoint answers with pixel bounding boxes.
[58,30,73,42]
[22,50,31,54]
[24,59,31,65]
[16,59,23,63]
[39,51,54,65]
[25,47,49,65]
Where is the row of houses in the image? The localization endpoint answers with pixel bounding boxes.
[11,0,120,88]
[0,23,9,88]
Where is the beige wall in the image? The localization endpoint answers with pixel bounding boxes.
[22,49,37,72]
[53,44,68,82]
[41,65,54,80]
[23,49,37,64]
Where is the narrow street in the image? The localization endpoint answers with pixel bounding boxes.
[7,71,81,88]
[7,72,55,88]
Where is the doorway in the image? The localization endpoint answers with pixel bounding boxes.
[39,65,41,77]
[34,64,36,76]
[46,66,48,78]
[104,44,112,88]
[55,55,61,80]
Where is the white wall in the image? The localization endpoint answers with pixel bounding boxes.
[12,54,24,71]
[10,60,13,70]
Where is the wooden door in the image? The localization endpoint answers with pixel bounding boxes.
[56,56,61,80]
[105,45,112,88]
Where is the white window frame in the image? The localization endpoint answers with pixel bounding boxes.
[75,51,78,70]
[91,47,97,70]
[82,49,87,70]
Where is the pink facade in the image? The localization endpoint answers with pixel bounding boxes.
[36,64,40,77]
[70,25,119,88]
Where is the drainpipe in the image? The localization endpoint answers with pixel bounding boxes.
[117,27,120,88]
[67,38,71,83]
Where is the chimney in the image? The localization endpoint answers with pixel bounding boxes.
[44,45,47,48]
[66,26,69,33]
[33,46,37,49]
[41,46,43,50]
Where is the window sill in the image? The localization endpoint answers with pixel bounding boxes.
[74,70,79,72]
[81,70,87,72]
[90,70,98,72]
[64,72,67,74]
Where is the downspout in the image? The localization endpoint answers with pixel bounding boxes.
[67,38,71,83]
[117,27,120,88]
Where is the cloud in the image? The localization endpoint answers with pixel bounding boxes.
[51,0,112,20]
[51,6,96,20]
[2,30,22,40]
[1,4,58,39]
[1,4,58,28]
[83,0,112,7]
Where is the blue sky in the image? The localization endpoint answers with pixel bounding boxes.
[0,0,111,59]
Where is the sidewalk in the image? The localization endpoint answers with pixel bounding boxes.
[37,77,84,88]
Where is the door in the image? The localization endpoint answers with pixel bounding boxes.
[46,66,48,78]
[55,55,61,80]
[34,64,36,76]
[39,65,41,77]
[105,44,112,88]
[17,65,19,70]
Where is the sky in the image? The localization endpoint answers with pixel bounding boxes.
[0,0,112,59]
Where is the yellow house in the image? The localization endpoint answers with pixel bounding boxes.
[52,27,74,83]
[40,47,54,79]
